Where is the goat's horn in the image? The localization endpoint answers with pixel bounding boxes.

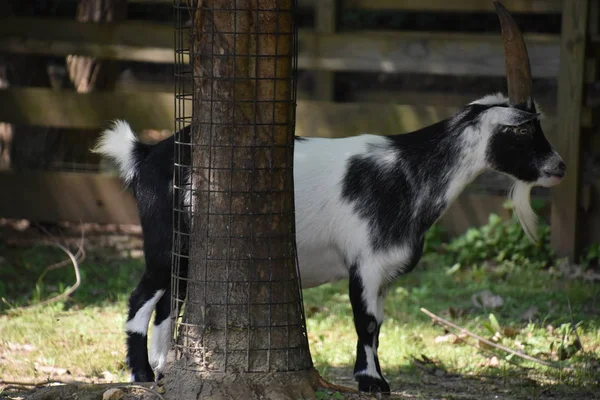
[494,1,533,106]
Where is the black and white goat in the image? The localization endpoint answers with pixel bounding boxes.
[93,2,565,394]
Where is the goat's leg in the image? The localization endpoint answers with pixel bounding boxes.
[149,258,188,381]
[125,271,168,382]
[349,266,390,394]
[149,289,171,381]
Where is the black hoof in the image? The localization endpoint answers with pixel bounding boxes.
[357,375,391,394]
[132,368,155,383]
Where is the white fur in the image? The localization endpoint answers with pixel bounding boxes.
[92,120,139,184]
[359,245,412,318]
[354,345,381,379]
[149,317,171,374]
[294,136,415,289]
[294,135,375,288]
[510,181,537,242]
[470,92,508,106]
[125,290,165,335]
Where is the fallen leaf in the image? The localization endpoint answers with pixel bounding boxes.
[503,327,519,338]
[101,370,114,382]
[472,290,504,309]
[7,342,36,352]
[521,306,538,321]
[486,356,500,367]
[434,333,457,344]
[35,365,70,376]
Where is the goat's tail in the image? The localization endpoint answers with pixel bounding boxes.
[92,120,148,186]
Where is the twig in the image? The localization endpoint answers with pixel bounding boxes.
[420,307,559,369]
[0,379,66,388]
[10,237,84,312]
[34,222,87,271]
[567,297,584,352]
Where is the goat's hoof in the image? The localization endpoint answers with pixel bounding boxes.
[131,369,155,383]
[357,376,391,395]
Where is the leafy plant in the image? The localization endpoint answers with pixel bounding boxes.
[424,212,554,270]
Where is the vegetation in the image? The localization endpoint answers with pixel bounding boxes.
[1,211,599,399]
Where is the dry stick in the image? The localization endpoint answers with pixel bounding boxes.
[34,222,87,271]
[12,240,83,311]
[420,308,559,369]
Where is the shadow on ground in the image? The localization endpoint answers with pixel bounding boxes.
[322,364,600,400]
[0,220,145,311]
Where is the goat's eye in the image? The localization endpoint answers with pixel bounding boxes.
[519,127,529,135]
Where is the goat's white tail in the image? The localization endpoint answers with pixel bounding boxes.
[92,120,139,185]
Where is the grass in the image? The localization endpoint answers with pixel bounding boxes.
[1,214,599,399]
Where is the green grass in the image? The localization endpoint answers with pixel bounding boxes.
[1,214,599,399]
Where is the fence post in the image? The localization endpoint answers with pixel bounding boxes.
[314,0,337,100]
[551,0,590,261]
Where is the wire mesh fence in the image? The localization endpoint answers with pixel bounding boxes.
[170,0,312,379]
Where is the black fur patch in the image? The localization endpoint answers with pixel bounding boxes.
[126,332,155,382]
[349,266,388,392]
[356,374,391,394]
[486,119,555,183]
[340,104,491,254]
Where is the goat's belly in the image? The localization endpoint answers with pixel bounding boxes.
[296,244,349,289]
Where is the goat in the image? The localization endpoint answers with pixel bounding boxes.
[93,2,565,394]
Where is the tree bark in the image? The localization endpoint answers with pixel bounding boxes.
[164,1,324,398]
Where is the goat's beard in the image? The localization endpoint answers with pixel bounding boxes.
[510,180,538,242]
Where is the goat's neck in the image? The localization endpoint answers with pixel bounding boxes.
[389,117,489,234]
[440,124,488,206]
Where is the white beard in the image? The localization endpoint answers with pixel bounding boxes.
[510,181,538,242]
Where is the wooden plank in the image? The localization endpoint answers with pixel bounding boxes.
[0,171,139,225]
[129,0,318,5]
[0,87,557,137]
[295,100,557,138]
[313,0,337,101]
[551,0,589,261]
[344,0,563,13]
[352,90,558,116]
[0,87,176,132]
[298,31,560,77]
[0,17,175,63]
[0,17,560,77]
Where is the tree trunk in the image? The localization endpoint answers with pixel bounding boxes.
[164,1,322,398]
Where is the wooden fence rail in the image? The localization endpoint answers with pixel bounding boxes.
[0,18,561,77]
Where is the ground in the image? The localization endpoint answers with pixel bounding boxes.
[0,215,599,400]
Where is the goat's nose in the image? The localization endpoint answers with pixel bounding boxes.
[557,161,567,175]
[544,161,566,178]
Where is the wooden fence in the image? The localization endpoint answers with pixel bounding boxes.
[0,0,598,260]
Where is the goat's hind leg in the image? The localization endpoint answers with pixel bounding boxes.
[149,258,188,381]
[125,272,167,382]
[349,266,390,394]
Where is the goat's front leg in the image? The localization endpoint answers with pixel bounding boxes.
[349,266,390,394]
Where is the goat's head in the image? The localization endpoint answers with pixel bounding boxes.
[482,1,565,240]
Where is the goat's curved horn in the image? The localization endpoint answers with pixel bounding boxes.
[494,1,533,106]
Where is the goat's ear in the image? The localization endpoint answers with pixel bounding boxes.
[490,106,540,127]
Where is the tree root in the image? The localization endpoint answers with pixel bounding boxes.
[16,369,375,400]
